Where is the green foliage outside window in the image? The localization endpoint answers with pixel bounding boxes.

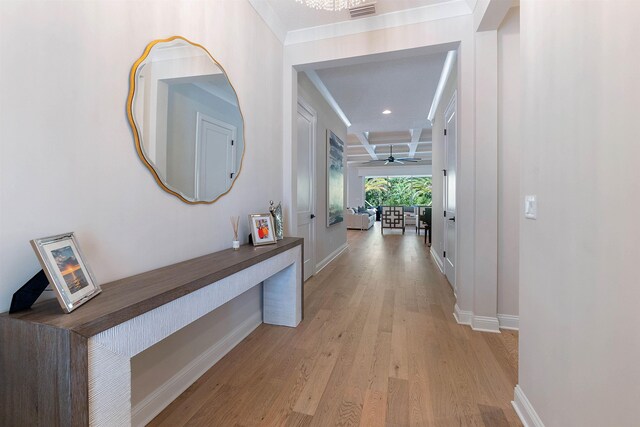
[364,176,432,207]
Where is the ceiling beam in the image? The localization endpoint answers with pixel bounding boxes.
[304,70,351,128]
[427,50,457,124]
[408,128,422,158]
[356,132,378,160]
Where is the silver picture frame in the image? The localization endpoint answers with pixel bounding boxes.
[30,232,101,313]
[248,213,277,246]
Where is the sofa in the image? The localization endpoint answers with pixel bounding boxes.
[346,207,376,230]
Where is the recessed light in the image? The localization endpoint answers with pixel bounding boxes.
[382,109,392,115]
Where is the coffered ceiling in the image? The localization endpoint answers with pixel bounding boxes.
[304,47,451,164]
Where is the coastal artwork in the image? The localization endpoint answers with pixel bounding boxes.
[51,245,89,294]
[327,131,345,226]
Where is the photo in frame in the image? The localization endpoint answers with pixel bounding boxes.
[30,232,101,313]
[248,213,277,246]
[327,130,345,227]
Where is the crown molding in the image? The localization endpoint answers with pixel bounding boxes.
[304,70,351,128]
[248,0,287,43]
[286,0,472,45]
[250,0,472,47]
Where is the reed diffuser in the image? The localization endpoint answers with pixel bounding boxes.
[230,216,240,250]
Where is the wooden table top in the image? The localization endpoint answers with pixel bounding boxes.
[1,237,303,338]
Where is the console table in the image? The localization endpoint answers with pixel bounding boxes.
[0,237,303,426]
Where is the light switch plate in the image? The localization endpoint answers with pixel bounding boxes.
[524,195,537,219]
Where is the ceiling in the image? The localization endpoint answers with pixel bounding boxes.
[249,0,465,165]
[315,51,446,134]
[266,0,454,32]
[305,49,449,163]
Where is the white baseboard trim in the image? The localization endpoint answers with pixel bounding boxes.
[472,315,500,333]
[498,313,520,330]
[453,303,472,325]
[453,304,500,333]
[512,385,545,427]
[315,242,348,274]
[131,311,263,427]
[430,247,444,273]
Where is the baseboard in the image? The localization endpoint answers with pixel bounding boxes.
[453,303,472,325]
[131,311,263,427]
[453,304,500,333]
[512,385,545,427]
[430,247,444,273]
[471,315,500,333]
[498,314,519,330]
[315,242,348,274]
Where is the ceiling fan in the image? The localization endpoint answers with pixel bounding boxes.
[366,145,421,165]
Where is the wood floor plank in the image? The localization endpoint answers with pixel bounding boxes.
[386,377,409,427]
[149,225,522,426]
[359,389,387,427]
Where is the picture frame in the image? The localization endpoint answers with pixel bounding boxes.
[248,213,277,246]
[30,232,101,313]
[327,130,345,227]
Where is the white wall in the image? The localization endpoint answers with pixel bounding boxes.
[497,7,519,318]
[0,0,282,417]
[297,72,347,267]
[518,1,640,425]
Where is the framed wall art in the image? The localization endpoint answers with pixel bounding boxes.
[30,232,101,313]
[327,130,345,227]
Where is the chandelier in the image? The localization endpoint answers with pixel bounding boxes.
[295,0,366,12]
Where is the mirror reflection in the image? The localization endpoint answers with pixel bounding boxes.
[129,37,244,203]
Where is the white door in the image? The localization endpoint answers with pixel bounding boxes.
[443,92,457,289]
[195,113,236,201]
[296,98,316,281]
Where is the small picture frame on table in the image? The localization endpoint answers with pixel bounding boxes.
[30,232,101,313]
[248,213,277,246]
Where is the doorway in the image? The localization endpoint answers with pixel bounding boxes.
[443,92,457,290]
[296,98,317,281]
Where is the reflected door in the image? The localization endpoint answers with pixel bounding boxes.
[296,99,316,281]
[195,113,236,201]
[444,92,457,290]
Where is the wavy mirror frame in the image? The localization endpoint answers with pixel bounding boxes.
[126,35,246,204]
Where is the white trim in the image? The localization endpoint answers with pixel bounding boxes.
[453,304,500,333]
[471,315,500,333]
[453,303,472,325]
[131,311,262,427]
[247,0,287,43]
[428,50,457,123]
[512,385,546,427]
[304,70,351,128]
[497,313,519,330]
[315,242,348,274]
[284,1,472,45]
[430,247,445,273]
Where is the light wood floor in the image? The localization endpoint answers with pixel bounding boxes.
[149,224,520,426]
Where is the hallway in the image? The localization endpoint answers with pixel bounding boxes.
[150,226,520,426]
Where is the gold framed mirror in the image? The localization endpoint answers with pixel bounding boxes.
[127,36,245,204]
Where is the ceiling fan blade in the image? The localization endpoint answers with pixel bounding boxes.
[396,160,405,164]
[396,157,421,161]
[384,160,390,165]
